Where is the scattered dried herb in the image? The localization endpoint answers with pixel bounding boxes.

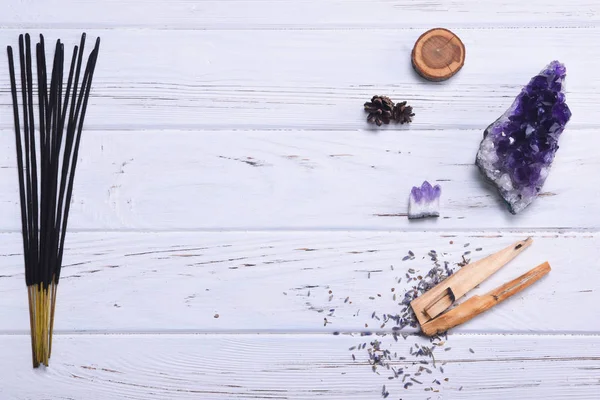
[312,245,482,397]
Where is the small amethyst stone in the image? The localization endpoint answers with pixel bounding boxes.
[476,61,571,214]
[408,181,441,219]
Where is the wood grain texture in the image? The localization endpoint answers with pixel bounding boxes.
[1,1,599,397]
[420,262,551,336]
[412,28,466,81]
[0,28,597,131]
[0,129,594,231]
[2,0,600,28]
[0,232,597,333]
[411,237,533,325]
[0,333,599,399]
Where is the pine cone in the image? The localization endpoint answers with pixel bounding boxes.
[364,95,394,126]
[393,101,414,124]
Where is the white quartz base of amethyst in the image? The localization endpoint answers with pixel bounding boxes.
[476,61,571,214]
[408,181,441,219]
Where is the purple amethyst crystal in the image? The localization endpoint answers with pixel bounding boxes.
[476,61,571,214]
[408,181,441,219]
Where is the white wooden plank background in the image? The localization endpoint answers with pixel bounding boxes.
[0,129,595,231]
[2,0,599,28]
[0,232,597,333]
[0,28,598,132]
[1,1,600,399]
[1,334,599,399]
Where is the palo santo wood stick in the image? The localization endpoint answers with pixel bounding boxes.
[411,237,532,326]
[420,262,551,336]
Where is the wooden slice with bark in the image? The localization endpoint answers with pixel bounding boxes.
[412,28,465,82]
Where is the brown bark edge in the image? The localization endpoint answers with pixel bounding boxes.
[411,27,465,82]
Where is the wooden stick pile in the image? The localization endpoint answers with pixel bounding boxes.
[6,33,100,367]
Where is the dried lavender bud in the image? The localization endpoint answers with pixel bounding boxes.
[338,248,464,398]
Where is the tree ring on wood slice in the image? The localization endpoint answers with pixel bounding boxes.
[412,28,465,82]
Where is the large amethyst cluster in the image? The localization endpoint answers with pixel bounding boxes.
[476,61,571,214]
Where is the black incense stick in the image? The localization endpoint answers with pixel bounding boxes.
[6,33,100,367]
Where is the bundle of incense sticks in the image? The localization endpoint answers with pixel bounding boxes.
[7,33,100,367]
